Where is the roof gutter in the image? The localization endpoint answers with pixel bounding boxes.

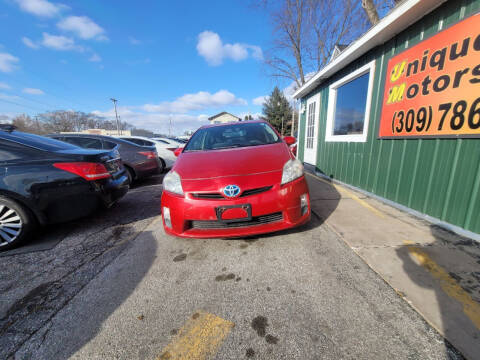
[293,0,448,99]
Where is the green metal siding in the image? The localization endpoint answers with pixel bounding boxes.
[299,0,480,234]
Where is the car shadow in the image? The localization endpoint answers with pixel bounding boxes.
[396,225,480,360]
[7,230,158,359]
[0,174,164,256]
[130,173,165,189]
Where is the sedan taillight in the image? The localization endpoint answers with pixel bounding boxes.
[138,151,157,159]
[53,162,111,180]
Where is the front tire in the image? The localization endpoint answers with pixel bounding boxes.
[0,196,35,251]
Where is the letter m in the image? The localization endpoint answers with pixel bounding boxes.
[387,83,405,104]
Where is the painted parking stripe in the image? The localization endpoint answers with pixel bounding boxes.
[157,311,234,360]
[404,240,480,330]
[305,172,386,219]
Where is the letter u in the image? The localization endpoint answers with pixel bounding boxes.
[390,61,406,82]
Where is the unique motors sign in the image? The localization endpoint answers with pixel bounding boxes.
[379,14,480,138]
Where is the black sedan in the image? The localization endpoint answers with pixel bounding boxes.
[0,125,129,250]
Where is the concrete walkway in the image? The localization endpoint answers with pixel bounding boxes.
[306,172,480,360]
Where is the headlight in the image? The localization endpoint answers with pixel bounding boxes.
[281,159,304,185]
[163,170,184,195]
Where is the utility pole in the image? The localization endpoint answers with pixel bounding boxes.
[35,115,40,133]
[291,100,296,137]
[110,98,120,135]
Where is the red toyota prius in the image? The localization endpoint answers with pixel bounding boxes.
[161,121,310,238]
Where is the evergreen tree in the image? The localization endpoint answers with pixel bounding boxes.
[261,86,292,135]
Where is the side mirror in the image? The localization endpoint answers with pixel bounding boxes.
[283,136,296,146]
[173,147,183,157]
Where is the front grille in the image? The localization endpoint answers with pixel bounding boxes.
[191,193,224,199]
[191,185,273,200]
[240,186,272,197]
[190,212,283,229]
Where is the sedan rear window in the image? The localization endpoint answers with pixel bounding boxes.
[4,131,78,151]
[185,122,280,151]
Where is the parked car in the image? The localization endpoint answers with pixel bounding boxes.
[0,125,129,250]
[48,134,162,183]
[152,137,185,148]
[117,136,176,169]
[161,121,310,238]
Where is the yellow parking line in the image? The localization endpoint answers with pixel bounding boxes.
[404,240,480,330]
[305,172,386,218]
[156,311,234,360]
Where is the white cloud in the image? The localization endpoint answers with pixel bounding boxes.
[128,36,141,45]
[196,31,263,66]
[22,87,44,95]
[22,36,40,49]
[0,82,11,90]
[91,107,210,135]
[57,16,107,41]
[252,96,268,106]
[41,32,83,51]
[88,53,101,62]
[143,90,247,113]
[14,0,62,18]
[0,52,20,72]
[0,93,20,100]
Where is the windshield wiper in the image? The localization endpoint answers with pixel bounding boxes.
[213,144,245,150]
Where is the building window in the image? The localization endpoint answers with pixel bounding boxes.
[325,61,375,142]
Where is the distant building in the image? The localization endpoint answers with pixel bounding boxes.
[208,112,241,124]
[61,129,132,136]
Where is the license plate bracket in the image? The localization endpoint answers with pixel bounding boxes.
[215,204,252,223]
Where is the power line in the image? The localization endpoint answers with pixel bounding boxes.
[0,98,46,112]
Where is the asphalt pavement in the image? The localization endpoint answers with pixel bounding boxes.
[0,172,464,359]
[1,172,471,360]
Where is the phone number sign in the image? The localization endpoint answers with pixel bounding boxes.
[379,13,480,139]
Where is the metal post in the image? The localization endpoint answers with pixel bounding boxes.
[110,98,120,135]
[291,100,296,136]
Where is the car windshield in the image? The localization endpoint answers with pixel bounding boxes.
[184,122,280,151]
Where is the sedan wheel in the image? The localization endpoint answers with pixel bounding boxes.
[0,197,34,251]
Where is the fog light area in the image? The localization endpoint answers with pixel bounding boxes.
[300,193,308,215]
[163,207,172,228]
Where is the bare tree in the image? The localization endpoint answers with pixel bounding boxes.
[362,0,380,25]
[11,114,46,134]
[262,0,373,88]
[259,0,392,89]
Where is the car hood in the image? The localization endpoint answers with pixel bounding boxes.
[174,142,291,180]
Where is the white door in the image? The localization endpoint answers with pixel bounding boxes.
[303,94,319,165]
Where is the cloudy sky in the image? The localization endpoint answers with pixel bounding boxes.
[0,0,294,135]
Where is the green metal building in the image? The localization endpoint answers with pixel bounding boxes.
[294,0,480,236]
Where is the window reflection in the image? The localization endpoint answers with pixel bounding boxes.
[333,72,369,136]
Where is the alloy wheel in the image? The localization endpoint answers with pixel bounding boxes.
[0,204,22,247]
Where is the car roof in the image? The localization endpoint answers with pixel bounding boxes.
[49,133,132,144]
[1,130,81,151]
[120,136,153,141]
